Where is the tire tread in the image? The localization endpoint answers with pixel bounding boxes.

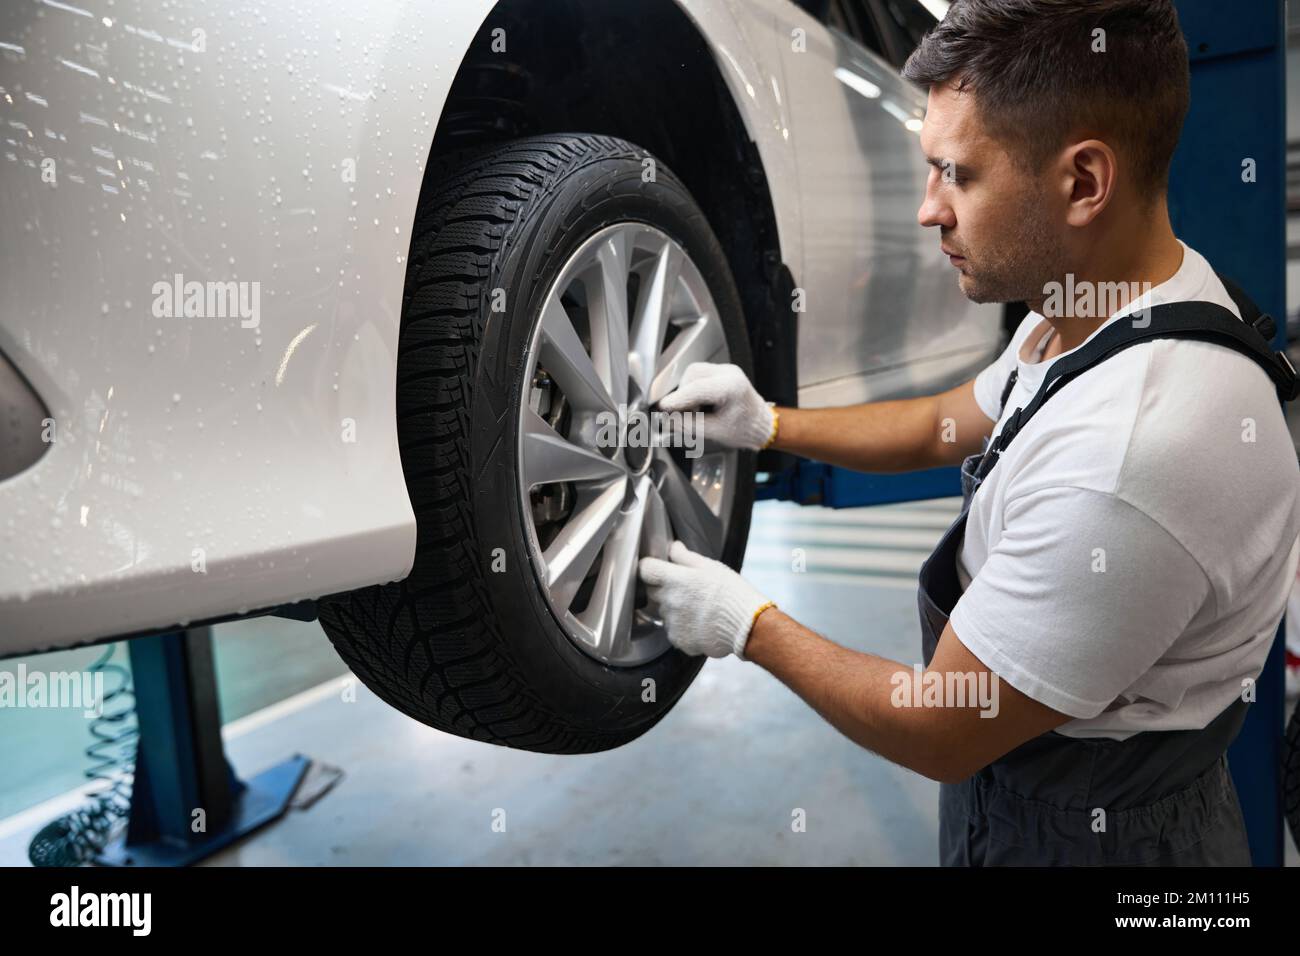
[319,135,680,753]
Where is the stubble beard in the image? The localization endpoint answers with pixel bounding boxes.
[956,187,1065,307]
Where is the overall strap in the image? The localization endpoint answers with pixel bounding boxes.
[975,297,1297,482]
[997,367,1020,416]
[1216,271,1278,340]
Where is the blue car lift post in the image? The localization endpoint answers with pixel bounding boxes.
[758,0,1290,865]
[95,627,309,867]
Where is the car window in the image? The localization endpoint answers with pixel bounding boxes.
[793,0,887,59]
[869,0,942,64]
[881,0,944,47]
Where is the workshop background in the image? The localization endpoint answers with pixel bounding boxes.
[3,0,1299,866]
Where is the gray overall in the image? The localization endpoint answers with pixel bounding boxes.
[915,286,1299,866]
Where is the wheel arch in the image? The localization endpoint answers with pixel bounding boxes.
[425,0,800,409]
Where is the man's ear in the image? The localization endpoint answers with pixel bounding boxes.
[1061,139,1118,227]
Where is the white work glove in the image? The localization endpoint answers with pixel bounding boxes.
[638,541,776,660]
[657,362,778,452]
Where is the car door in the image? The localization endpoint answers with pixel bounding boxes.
[767,0,1002,407]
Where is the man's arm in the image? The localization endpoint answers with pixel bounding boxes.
[741,607,1071,783]
[770,378,996,473]
[640,483,1217,779]
[657,363,996,469]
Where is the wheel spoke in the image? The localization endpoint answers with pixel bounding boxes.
[540,294,617,416]
[522,406,626,488]
[543,479,626,610]
[648,312,726,405]
[588,231,630,408]
[653,446,724,557]
[628,240,683,395]
[578,476,650,659]
[640,482,672,561]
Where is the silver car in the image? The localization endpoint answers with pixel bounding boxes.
[0,0,1000,750]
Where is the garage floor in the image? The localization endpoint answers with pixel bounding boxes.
[1,495,1295,866]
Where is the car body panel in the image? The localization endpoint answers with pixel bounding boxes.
[676,0,806,295]
[0,0,497,651]
[760,0,1002,406]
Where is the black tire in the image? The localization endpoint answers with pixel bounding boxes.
[318,134,755,754]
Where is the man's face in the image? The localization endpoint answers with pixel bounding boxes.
[916,83,1066,305]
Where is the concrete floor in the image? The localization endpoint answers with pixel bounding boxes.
[1,495,1296,865]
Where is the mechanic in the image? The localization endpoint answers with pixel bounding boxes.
[638,0,1300,866]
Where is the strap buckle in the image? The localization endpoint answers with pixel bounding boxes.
[997,406,1025,448]
[1278,350,1300,401]
[1251,312,1278,342]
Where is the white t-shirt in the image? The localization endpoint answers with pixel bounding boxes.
[950,240,1300,739]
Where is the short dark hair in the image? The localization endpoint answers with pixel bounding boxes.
[902,0,1190,197]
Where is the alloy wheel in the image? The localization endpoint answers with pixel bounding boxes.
[517,223,735,666]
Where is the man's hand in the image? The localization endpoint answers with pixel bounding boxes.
[658,362,777,451]
[638,541,775,659]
